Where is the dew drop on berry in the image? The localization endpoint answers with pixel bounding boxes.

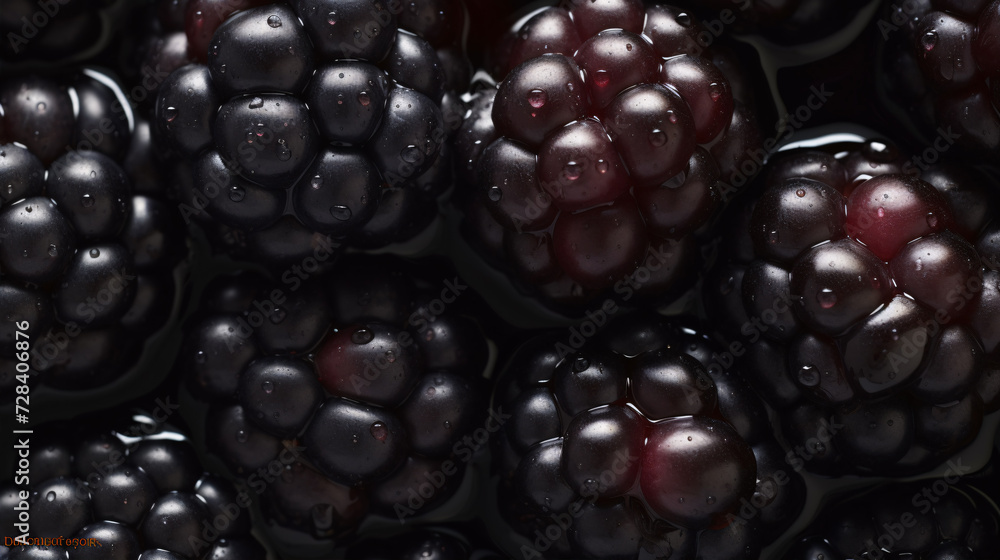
[329,205,352,221]
[195,350,206,364]
[676,12,692,27]
[267,15,282,27]
[926,213,938,228]
[25,205,32,212]
[248,97,264,109]
[592,71,610,88]
[89,248,100,258]
[327,12,337,25]
[768,230,779,244]
[45,491,55,502]
[228,186,246,202]
[352,327,374,344]
[877,207,885,218]
[706,496,716,505]
[311,176,323,189]
[401,145,421,163]
[358,92,371,106]
[795,189,806,198]
[193,10,203,22]
[262,380,274,393]
[385,350,396,363]
[596,159,609,174]
[563,162,582,181]
[798,366,820,387]
[573,356,590,372]
[649,130,667,146]
[921,31,938,51]
[270,308,286,323]
[426,386,436,396]
[219,64,226,74]
[370,422,388,442]
[667,110,678,124]
[80,193,95,207]
[47,244,57,257]
[236,430,248,443]
[164,107,178,122]
[817,289,837,309]
[527,89,548,108]
[488,186,502,202]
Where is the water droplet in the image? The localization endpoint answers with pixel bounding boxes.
[795,189,806,198]
[45,491,56,502]
[593,71,610,87]
[817,289,837,309]
[649,129,667,146]
[676,12,692,27]
[709,83,723,102]
[236,430,248,443]
[267,14,282,27]
[596,159,609,174]
[666,110,678,124]
[327,11,337,25]
[370,422,388,442]
[89,248,100,258]
[768,230,779,244]
[625,43,633,51]
[487,186,502,202]
[401,145,421,163]
[443,420,451,429]
[798,366,820,387]
[195,350,206,364]
[927,213,938,228]
[193,10,203,21]
[228,186,246,202]
[277,140,291,161]
[426,386,436,396]
[248,97,264,109]
[706,496,716,505]
[687,436,693,441]
[527,89,548,108]
[358,91,371,106]
[351,434,359,444]
[921,31,938,51]
[329,205,352,221]
[311,175,323,189]
[164,106,178,122]
[563,162,582,181]
[877,207,885,218]
[337,93,344,105]
[573,356,591,372]
[24,206,32,213]
[219,64,227,74]
[352,328,374,344]
[80,193,96,208]
[46,244,57,257]
[262,380,274,394]
[565,82,575,92]
[678,497,685,504]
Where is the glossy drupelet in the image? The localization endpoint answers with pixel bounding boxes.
[456,0,765,306]
[179,255,492,553]
[0,71,186,392]
[0,411,266,560]
[492,312,804,559]
[707,138,1000,476]
[152,0,469,263]
[783,452,1000,559]
[882,0,1000,159]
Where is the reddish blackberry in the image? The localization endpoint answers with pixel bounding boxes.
[783,451,1000,559]
[0,70,186,394]
[492,311,804,559]
[881,0,1000,160]
[179,255,493,555]
[456,0,765,306]
[152,0,470,262]
[707,137,1000,476]
[0,409,266,559]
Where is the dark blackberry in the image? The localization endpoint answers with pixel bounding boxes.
[178,255,493,555]
[0,410,266,559]
[343,523,505,559]
[0,70,186,396]
[882,0,1000,160]
[456,0,766,306]
[0,0,133,65]
[707,137,1000,475]
[491,311,804,559]
[152,0,470,264]
[783,450,1000,559]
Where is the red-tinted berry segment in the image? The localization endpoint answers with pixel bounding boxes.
[708,138,1000,475]
[493,312,804,559]
[180,256,492,552]
[459,2,764,305]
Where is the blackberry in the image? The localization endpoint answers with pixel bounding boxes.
[0,0,133,65]
[0,70,186,395]
[153,0,470,263]
[783,451,1000,559]
[343,523,505,559]
[0,410,266,559]
[178,255,493,555]
[707,137,1000,475]
[697,0,872,44]
[492,311,804,559]
[456,0,765,306]
[882,0,1000,160]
